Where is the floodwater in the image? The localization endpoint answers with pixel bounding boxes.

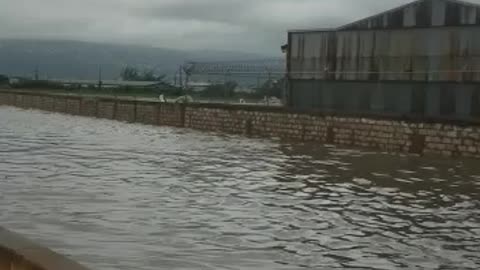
[0,106,479,270]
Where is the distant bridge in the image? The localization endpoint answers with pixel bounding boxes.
[183,59,285,76]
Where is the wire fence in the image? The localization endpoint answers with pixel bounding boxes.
[5,72,286,107]
[8,68,480,116]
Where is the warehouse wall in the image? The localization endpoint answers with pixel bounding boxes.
[289,80,480,121]
[289,26,480,81]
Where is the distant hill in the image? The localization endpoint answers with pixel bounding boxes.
[0,39,272,80]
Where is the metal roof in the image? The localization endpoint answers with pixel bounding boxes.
[289,0,480,33]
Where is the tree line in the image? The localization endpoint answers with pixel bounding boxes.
[120,66,284,99]
[121,66,166,82]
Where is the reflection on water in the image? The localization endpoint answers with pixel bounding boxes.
[0,106,479,270]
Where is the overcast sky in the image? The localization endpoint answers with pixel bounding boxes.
[1,0,479,55]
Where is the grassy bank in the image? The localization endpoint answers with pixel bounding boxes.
[1,88,276,105]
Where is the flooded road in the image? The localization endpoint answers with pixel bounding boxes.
[0,106,479,270]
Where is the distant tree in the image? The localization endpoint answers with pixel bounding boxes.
[121,66,167,82]
[142,69,156,81]
[0,74,8,85]
[121,66,140,81]
[142,71,166,82]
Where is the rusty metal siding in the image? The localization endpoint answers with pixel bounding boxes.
[289,26,480,82]
[461,5,477,24]
[289,32,335,80]
[339,0,480,30]
[431,0,447,26]
[404,5,417,27]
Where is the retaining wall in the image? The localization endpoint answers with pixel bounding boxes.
[0,226,90,270]
[1,90,479,159]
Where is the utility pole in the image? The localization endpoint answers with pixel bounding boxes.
[98,65,103,90]
[185,70,190,90]
[34,66,39,80]
[179,65,183,88]
[224,69,230,99]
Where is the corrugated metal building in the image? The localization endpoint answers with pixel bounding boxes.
[286,0,480,120]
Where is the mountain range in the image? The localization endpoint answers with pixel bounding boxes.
[0,39,275,80]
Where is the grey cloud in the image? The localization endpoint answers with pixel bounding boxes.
[137,0,254,24]
[2,0,480,55]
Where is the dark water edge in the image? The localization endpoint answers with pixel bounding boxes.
[0,106,479,270]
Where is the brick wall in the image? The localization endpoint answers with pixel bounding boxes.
[1,90,479,159]
[97,100,115,119]
[159,103,184,127]
[136,102,158,125]
[39,96,55,112]
[80,98,98,117]
[114,102,136,122]
[185,105,480,158]
[66,98,81,115]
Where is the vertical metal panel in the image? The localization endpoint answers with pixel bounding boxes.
[439,87,456,115]
[358,31,376,81]
[471,87,480,117]
[311,81,323,108]
[336,31,355,80]
[288,0,480,85]
[404,5,417,27]
[289,33,303,79]
[321,84,334,110]
[383,14,389,28]
[289,79,480,121]
[289,26,480,82]
[432,0,447,26]
[304,33,328,80]
[425,84,441,116]
[370,84,385,112]
[411,84,427,114]
[455,85,474,116]
[291,80,310,109]
[290,32,330,80]
[460,5,477,24]
[386,84,413,113]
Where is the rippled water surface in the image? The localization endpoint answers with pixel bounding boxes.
[0,106,479,270]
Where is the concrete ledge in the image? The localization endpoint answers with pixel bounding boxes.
[0,227,90,270]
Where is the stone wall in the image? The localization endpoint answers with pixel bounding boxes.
[185,104,480,158]
[1,90,479,159]
[136,102,158,125]
[0,226,90,270]
[0,91,185,127]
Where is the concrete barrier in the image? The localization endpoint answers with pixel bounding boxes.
[0,226,90,270]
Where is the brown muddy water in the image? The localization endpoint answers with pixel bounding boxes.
[0,106,479,270]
